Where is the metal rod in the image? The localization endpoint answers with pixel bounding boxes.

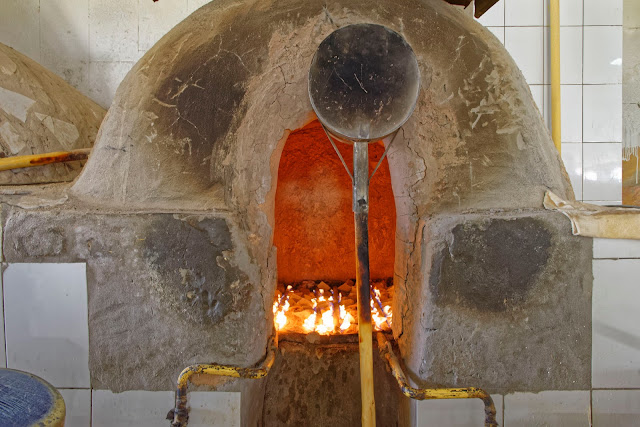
[0,148,91,172]
[376,333,498,427]
[550,0,561,154]
[322,124,354,181]
[169,337,277,427]
[353,141,376,427]
[369,130,399,181]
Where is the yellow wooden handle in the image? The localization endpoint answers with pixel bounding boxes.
[0,148,91,172]
[550,0,561,154]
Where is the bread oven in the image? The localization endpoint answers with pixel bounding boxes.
[1,0,593,426]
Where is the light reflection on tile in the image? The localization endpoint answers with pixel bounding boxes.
[584,26,623,84]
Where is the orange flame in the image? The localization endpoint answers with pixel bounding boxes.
[274,282,392,334]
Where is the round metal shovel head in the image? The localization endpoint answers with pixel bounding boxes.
[309,23,420,143]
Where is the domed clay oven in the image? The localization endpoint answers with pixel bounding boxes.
[1,0,592,426]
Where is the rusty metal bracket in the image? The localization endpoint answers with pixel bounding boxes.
[376,333,499,427]
[168,337,277,427]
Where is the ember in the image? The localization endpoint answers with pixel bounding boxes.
[273,279,393,335]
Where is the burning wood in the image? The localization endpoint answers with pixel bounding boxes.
[273,279,393,335]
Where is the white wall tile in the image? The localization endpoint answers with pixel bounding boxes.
[557,27,583,85]
[544,0,584,26]
[506,27,544,85]
[585,0,623,26]
[416,394,503,427]
[478,1,504,27]
[89,61,135,108]
[593,259,640,387]
[588,200,623,206]
[92,390,175,426]
[529,84,544,114]
[583,143,622,201]
[593,389,640,426]
[187,0,214,14]
[188,392,241,427]
[40,0,91,96]
[562,143,583,199]
[584,26,623,84]
[505,0,544,27]
[59,389,92,427]
[3,263,90,388]
[504,391,591,427]
[139,0,188,52]
[594,238,640,258]
[562,85,583,142]
[583,85,623,142]
[0,0,41,61]
[486,27,505,44]
[89,0,139,62]
[543,83,552,129]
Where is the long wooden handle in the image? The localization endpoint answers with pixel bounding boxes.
[353,141,376,427]
[355,212,376,427]
[550,0,561,153]
[0,148,91,172]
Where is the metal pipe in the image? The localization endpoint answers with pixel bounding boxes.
[169,337,277,427]
[353,141,376,427]
[376,333,498,427]
[0,148,91,171]
[550,0,561,153]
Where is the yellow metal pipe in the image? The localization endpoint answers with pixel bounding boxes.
[170,337,277,427]
[376,333,498,427]
[0,148,91,172]
[550,0,561,153]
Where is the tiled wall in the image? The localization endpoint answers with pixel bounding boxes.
[0,0,212,109]
[478,0,623,205]
[417,2,638,425]
[0,0,638,426]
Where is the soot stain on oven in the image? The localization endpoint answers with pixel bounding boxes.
[431,217,553,312]
[142,215,251,323]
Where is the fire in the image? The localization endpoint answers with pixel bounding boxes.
[273,280,392,335]
[273,285,291,330]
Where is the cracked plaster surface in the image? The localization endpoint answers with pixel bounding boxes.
[0,43,105,184]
